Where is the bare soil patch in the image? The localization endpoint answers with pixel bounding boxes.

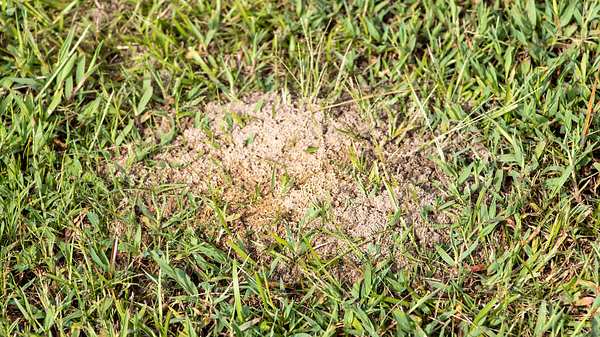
[109,93,457,278]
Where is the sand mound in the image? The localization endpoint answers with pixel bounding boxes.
[111,93,453,269]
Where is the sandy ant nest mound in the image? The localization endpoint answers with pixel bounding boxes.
[110,92,457,278]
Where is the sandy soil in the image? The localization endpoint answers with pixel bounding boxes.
[108,92,460,280]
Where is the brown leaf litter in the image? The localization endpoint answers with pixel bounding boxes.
[107,92,461,279]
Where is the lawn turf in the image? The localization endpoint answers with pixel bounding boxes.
[1,0,600,336]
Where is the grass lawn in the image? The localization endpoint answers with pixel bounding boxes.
[1,0,600,336]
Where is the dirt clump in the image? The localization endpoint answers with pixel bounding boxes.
[110,92,453,275]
